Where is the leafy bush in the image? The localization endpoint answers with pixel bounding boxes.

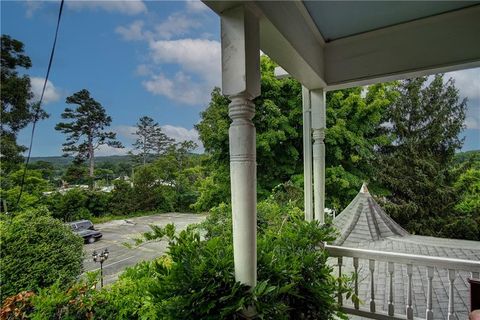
[441,216,479,240]
[0,207,84,302]
[47,189,91,222]
[84,190,112,217]
[137,199,351,319]
[2,200,352,319]
[109,180,137,215]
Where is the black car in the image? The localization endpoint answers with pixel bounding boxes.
[68,220,103,244]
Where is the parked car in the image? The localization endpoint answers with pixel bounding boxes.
[68,219,102,244]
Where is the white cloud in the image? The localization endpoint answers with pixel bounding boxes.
[154,13,200,40]
[446,68,480,130]
[115,124,203,153]
[186,0,209,13]
[143,72,208,105]
[66,0,147,15]
[135,64,152,76]
[446,68,480,100]
[465,117,480,130]
[115,125,137,142]
[161,124,203,151]
[149,38,220,82]
[115,20,146,41]
[95,144,130,156]
[24,1,43,18]
[149,39,220,79]
[140,38,220,105]
[115,9,220,106]
[30,77,61,104]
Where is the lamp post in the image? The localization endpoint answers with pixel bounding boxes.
[92,248,109,288]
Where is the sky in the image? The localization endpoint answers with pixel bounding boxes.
[1,0,479,157]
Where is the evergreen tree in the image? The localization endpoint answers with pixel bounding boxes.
[55,89,123,180]
[0,35,47,172]
[377,75,467,234]
[130,116,173,165]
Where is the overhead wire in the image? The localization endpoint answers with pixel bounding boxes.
[14,0,65,209]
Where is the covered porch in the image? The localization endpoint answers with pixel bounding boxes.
[203,1,480,319]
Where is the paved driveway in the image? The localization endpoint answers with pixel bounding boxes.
[82,213,206,285]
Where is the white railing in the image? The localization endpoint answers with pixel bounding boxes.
[326,245,480,320]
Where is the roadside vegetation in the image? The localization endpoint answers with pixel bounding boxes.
[1,199,356,319]
[1,34,479,316]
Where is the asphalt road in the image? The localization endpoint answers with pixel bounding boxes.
[82,213,206,285]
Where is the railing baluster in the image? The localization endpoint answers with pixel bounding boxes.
[448,269,455,320]
[338,256,343,306]
[369,259,376,313]
[426,266,434,320]
[388,262,394,316]
[406,264,414,320]
[353,257,359,309]
[472,271,479,279]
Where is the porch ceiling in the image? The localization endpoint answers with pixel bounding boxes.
[303,1,476,41]
[203,1,480,90]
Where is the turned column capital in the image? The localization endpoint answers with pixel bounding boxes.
[228,93,255,122]
[312,128,325,142]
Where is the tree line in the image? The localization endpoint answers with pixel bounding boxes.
[1,35,479,240]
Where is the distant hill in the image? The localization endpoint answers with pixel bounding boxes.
[30,155,132,166]
[454,149,480,164]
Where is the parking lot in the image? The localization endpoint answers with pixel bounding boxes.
[82,213,206,285]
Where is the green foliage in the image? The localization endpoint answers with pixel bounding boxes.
[196,56,303,200]
[377,76,467,235]
[4,200,352,319]
[0,207,84,302]
[130,116,174,165]
[1,35,48,173]
[195,57,398,210]
[0,168,50,212]
[453,168,480,215]
[325,84,397,209]
[109,180,137,215]
[47,189,91,221]
[130,200,352,319]
[191,165,230,212]
[55,89,124,177]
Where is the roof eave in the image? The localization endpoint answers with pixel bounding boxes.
[203,1,480,90]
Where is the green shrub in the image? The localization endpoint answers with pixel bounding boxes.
[441,216,479,241]
[135,199,351,319]
[0,207,84,302]
[109,180,136,215]
[84,190,112,217]
[47,189,90,221]
[2,200,352,319]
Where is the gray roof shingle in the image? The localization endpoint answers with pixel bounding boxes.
[332,184,480,319]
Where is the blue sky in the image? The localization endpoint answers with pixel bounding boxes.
[1,0,479,157]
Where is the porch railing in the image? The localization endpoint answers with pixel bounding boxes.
[325,244,480,320]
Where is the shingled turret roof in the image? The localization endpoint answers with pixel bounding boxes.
[332,183,480,319]
[333,183,409,246]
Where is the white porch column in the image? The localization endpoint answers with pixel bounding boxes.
[221,5,260,287]
[302,86,313,222]
[311,89,326,224]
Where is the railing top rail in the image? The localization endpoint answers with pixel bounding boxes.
[325,244,480,272]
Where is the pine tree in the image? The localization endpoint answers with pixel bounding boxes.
[55,89,123,180]
[377,75,467,234]
[130,116,173,165]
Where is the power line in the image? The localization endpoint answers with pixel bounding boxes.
[15,0,65,209]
